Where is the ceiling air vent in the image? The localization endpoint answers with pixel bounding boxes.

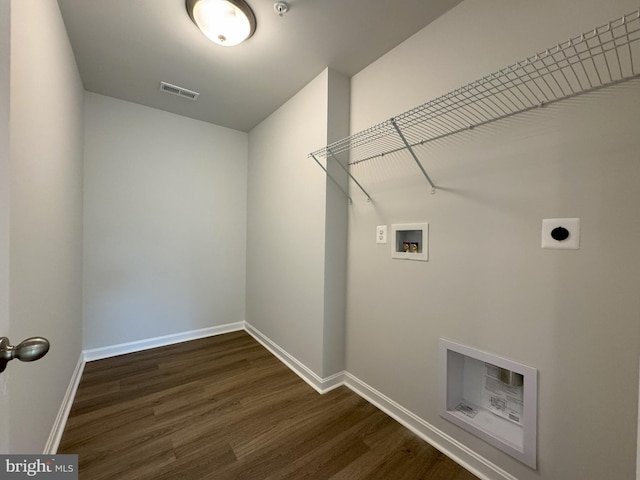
[159,81,200,101]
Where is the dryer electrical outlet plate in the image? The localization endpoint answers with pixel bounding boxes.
[541,218,580,249]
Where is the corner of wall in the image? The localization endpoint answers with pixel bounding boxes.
[321,68,350,378]
[8,0,84,453]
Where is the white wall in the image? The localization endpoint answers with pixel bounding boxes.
[83,93,247,349]
[246,68,349,379]
[8,0,84,453]
[0,0,10,454]
[322,70,350,376]
[347,1,640,479]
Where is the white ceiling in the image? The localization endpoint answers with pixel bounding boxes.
[57,0,462,132]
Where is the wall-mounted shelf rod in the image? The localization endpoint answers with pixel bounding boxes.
[327,149,372,202]
[308,8,640,201]
[391,118,436,194]
[310,153,353,204]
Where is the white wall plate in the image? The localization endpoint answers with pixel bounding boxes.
[391,223,428,261]
[541,218,580,249]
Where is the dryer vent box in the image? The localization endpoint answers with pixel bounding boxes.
[439,339,538,469]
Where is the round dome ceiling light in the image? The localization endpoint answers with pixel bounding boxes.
[186,0,256,47]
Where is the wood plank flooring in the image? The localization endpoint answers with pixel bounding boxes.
[59,331,480,480]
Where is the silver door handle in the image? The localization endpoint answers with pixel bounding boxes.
[0,336,50,373]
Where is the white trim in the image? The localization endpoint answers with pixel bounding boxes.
[83,322,245,362]
[244,322,344,394]
[50,323,516,480]
[46,322,245,452]
[637,355,639,480]
[343,372,517,480]
[43,353,85,454]
[320,370,345,393]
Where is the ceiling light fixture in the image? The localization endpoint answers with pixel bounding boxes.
[186,0,256,47]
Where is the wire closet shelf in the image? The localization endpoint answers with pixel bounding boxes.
[309,8,640,201]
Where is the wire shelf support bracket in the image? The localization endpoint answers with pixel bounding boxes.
[391,118,437,194]
[310,153,354,204]
[308,8,640,201]
[327,149,372,202]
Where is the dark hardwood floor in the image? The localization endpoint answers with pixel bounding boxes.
[59,331,480,480]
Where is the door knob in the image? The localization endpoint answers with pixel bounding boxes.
[0,336,50,373]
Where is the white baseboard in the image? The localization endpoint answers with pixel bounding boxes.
[44,353,85,454]
[83,322,245,362]
[47,321,246,453]
[52,322,514,480]
[244,322,344,394]
[637,356,639,480]
[243,325,513,479]
[343,372,517,480]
